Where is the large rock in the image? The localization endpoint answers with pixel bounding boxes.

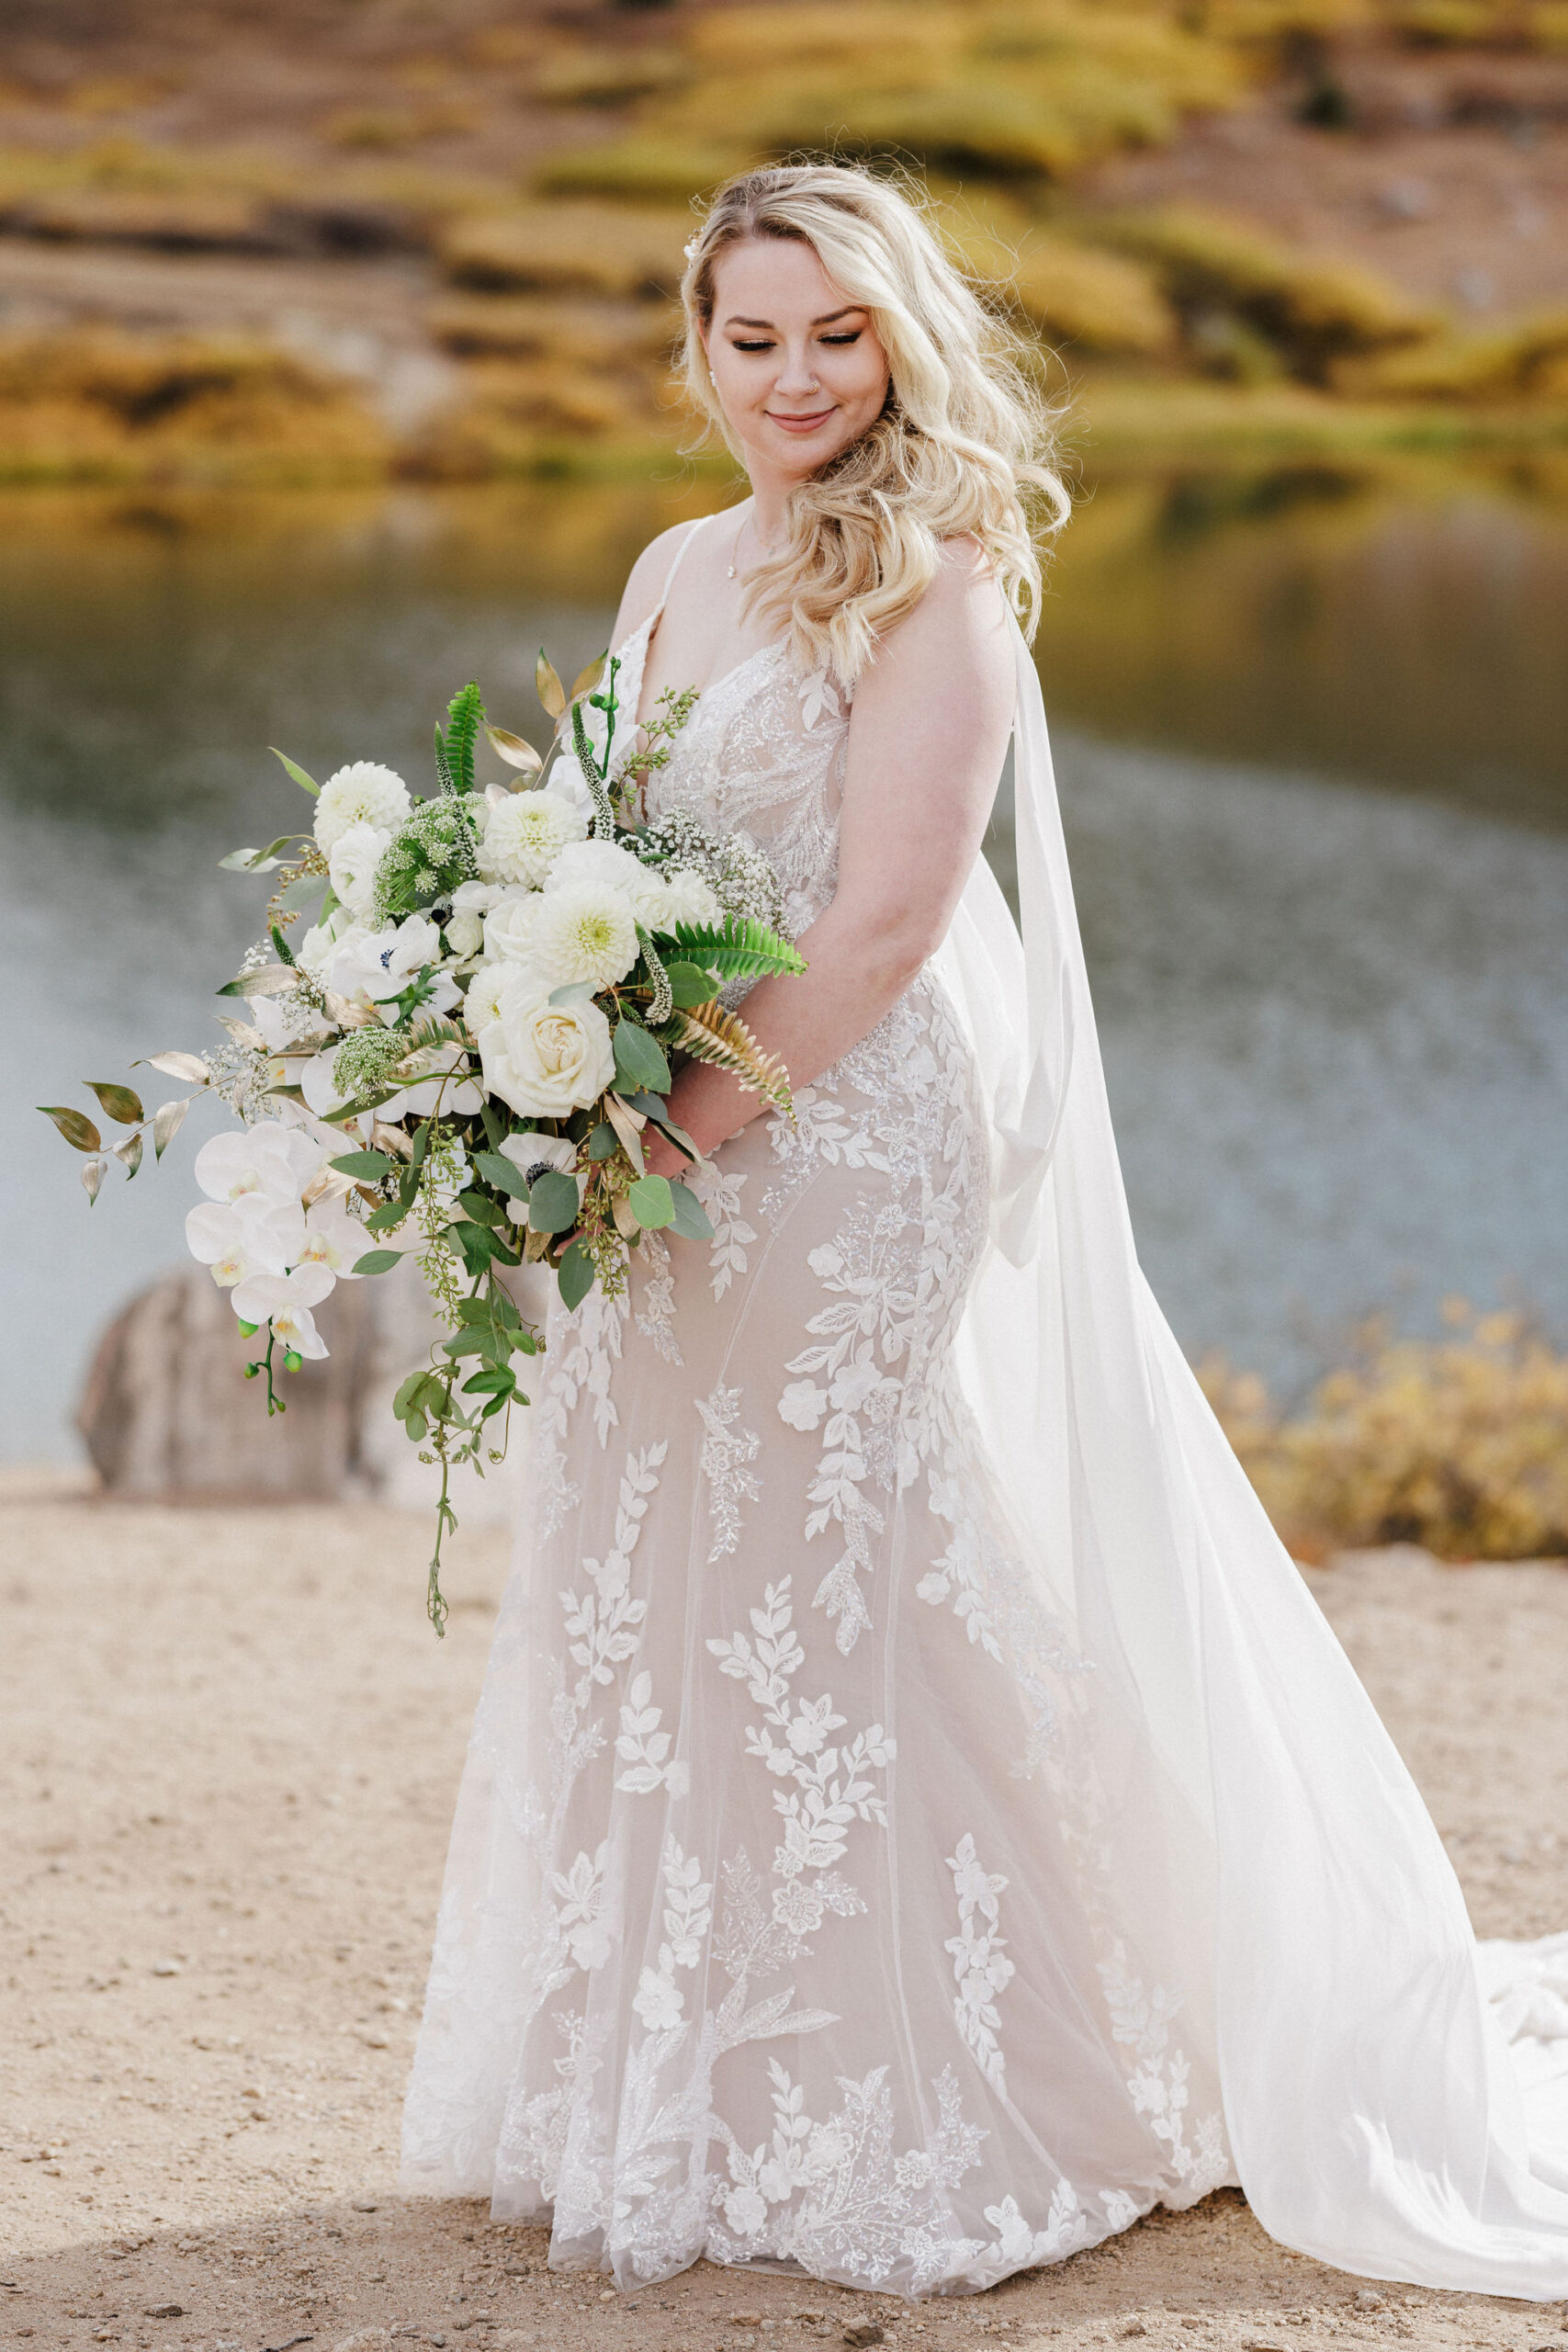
[77,1260,537,1523]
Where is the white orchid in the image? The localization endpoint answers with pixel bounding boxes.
[230,1261,336,1359]
[193,1121,324,1207]
[312,761,411,854]
[326,821,389,917]
[528,882,639,989]
[186,1193,306,1288]
[479,785,587,888]
[295,1196,368,1279]
[380,1040,485,1122]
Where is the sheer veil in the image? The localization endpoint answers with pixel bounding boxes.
[931,617,1568,2296]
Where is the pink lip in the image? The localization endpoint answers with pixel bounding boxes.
[766,408,835,433]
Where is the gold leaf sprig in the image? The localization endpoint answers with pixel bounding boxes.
[671,1000,794,1118]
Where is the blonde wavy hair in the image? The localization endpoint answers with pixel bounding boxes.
[680,160,1068,684]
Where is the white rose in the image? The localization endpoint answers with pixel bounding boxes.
[528,882,639,989]
[476,970,616,1118]
[312,761,411,854]
[548,836,668,925]
[482,892,545,966]
[655,865,724,931]
[326,821,389,918]
[479,786,587,888]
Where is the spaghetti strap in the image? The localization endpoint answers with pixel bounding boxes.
[650,508,731,623]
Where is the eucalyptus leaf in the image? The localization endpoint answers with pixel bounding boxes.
[548,980,595,1007]
[354,1250,404,1276]
[152,1098,189,1159]
[669,1180,715,1241]
[330,1148,393,1180]
[527,1170,581,1236]
[270,748,320,797]
[558,1238,594,1312]
[275,870,325,915]
[627,1174,674,1231]
[471,1148,526,1193]
[39,1104,102,1154]
[613,1017,671,1096]
[85,1080,143,1126]
[140,1051,209,1084]
[666,960,719,1009]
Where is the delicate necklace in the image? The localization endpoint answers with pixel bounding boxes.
[727,510,778,580]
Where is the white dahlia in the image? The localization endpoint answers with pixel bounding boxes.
[547,835,669,926]
[479,786,587,888]
[529,883,640,989]
[312,761,412,854]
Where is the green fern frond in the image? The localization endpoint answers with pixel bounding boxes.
[667,916,807,980]
[672,1000,794,1115]
[437,682,485,797]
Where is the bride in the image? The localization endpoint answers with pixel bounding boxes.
[401,161,1568,2301]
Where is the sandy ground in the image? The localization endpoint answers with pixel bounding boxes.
[5,1471,1568,2352]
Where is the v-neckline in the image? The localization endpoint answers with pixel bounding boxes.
[623,609,784,735]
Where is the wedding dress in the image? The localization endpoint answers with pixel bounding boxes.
[401,517,1568,2301]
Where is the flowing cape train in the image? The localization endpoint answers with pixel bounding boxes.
[930,619,1568,2297]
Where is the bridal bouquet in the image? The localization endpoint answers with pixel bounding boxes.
[41,652,805,1628]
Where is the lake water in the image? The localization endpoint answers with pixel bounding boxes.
[6,459,1568,1460]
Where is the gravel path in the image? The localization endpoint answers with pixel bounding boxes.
[4,1475,1566,2352]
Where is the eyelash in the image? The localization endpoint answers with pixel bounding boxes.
[729,332,863,353]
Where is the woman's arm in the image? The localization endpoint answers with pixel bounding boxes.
[644,539,1016,1178]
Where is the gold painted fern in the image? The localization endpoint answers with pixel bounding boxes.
[672,1000,794,1115]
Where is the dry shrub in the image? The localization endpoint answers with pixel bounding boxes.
[550,2,1244,192]
[533,48,691,108]
[431,293,678,367]
[0,330,388,483]
[1201,1307,1568,1560]
[1085,204,1435,380]
[439,202,692,300]
[533,138,756,206]
[1010,238,1177,356]
[405,355,677,478]
[1338,309,1568,400]
[319,104,478,151]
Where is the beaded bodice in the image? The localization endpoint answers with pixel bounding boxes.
[615,614,852,942]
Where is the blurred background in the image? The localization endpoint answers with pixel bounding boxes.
[5,0,1567,1560]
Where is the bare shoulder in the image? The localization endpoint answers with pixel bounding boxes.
[612,516,705,645]
[858,534,1013,714]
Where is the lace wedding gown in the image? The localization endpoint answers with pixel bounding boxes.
[402,520,1568,2301]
